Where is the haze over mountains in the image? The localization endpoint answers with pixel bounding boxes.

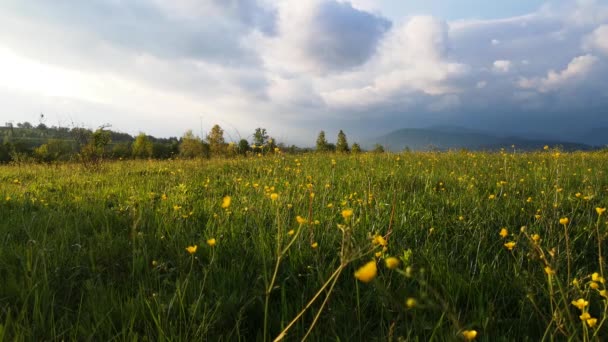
[369,125,607,151]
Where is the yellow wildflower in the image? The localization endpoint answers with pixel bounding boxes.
[596,207,606,216]
[592,272,605,283]
[600,290,608,299]
[341,209,354,220]
[571,298,589,310]
[373,235,388,247]
[504,241,516,251]
[590,282,599,290]
[559,217,569,225]
[207,238,216,247]
[385,257,400,269]
[462,330,478,340]
[580,312,591,321]
[296,215,307,224]
[270,193,279,201]
[311,242,318,249]
[185,245,198,254]
[287,229,295,236]
[544,266,555,275]
[587,318,598,328]
[221,196,231,209]
[499,228,508,238]
[354,260,377,283]
[531,234,541,243]
[405,297,417,308]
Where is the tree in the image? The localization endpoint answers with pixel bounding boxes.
[316,131,329,152]
[351,143,362,153]
[336,130,349,153]
[207,124,226,156]
[238,139,250,156]
[179,130,204,158]
[112,142,132,159]
[132,133,153,158]
[80,127,111,166]
[372,144,385,153]
[252,128,269,147]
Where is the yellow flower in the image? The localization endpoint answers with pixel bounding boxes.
[185,245,198,254]
[596,207,606,216]
[287,229,295,236]
[206,238,216,247]
[462,330,478,340]
[590,282,599,290]
[354,260,377,283]
[499,228,508,238]
[152,260,158,267]
[311,242,318,249]
[296,215,307,224]
[374,251,382,258]
[405,297,417,308]
[385,257,400,269]
[531,234,541,243]
[587,318,598,328]
[600,290,608,299]
[544,266,555,275]
[504,241,516,251]
[592,272,605,283]
[571,298,589,310]
[543,145,549,150]
[373,235,388,247]
[580,312,591,321]
[559,217,569,225]
[221,196,231,209]
[270,193,279,201]
[341,209,354,220]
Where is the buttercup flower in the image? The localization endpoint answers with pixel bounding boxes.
[462,330,478,340]
[221,196,231,209]
[385,257,400,269]
[354,260,377,283]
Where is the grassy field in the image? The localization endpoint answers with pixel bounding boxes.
[1,150,608,341]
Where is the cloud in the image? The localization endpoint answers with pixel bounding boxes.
[257,0,391,74]
[493,60,512,73]
[584,24,608,55]
[320,16,468,109]
[518,54,599,92]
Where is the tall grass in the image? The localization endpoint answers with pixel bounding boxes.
[0,149,607,340]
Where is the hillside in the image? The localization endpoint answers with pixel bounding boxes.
[371,127,595,151]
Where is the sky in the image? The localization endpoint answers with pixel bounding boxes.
[1,0,608,145]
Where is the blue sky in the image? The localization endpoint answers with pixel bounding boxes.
[0,0,607,145]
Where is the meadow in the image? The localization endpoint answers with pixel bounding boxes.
[1,149,607,341]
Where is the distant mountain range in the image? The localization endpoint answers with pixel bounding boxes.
[368,126,604,152]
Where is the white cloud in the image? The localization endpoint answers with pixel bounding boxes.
[493,60,512,73]
[518,54,598,92]
[584,24,608,56]
[320,16,468,109]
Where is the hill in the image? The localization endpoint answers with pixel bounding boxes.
[370,127,594,151]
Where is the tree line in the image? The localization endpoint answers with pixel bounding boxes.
[0,121,380,164]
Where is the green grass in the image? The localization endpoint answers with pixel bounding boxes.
[1,150,608,340]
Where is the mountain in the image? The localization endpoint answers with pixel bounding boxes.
[369,127,595,152]
[574,127,608,147]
